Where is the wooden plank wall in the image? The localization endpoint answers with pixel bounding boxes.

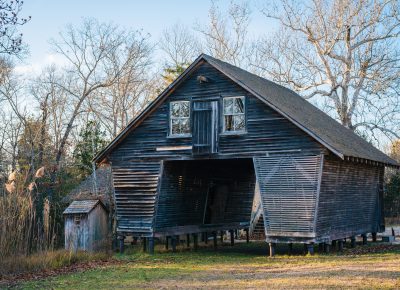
[111,160,161,236]
[316,155,384,240]
[109,63,325,163]
[254,155,322,240]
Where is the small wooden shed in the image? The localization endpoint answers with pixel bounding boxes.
[63,199,108,252]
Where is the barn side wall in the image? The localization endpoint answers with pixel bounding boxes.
[316,155,385,241]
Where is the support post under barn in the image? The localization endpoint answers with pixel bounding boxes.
[307,243,314,255]
[148,237,154,254]
[269,243,276,257]
[171,236,177,252]
[350,236,356,248]
[338,240,344,252]
[362,234,367,245]
[193,233,198,250]
[230,230,234,246]
[119,236,125,254]
[142,237,147,252]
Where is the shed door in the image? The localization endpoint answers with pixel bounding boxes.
[192,100,218,155]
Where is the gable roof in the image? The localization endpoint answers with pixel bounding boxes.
[63,199,108,215]
[94,54,398,167]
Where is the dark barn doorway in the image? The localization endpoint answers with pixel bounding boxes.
[154,158,256,235]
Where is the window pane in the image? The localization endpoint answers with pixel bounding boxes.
[224,115,234,131]
[224,98,233,114]
[180,102,190,117]
[171,118,180,135]
[181,118,190,134]
[234,115,245,131]
[171,102,180,117]
[233,97,244,114]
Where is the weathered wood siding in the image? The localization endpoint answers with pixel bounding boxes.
[254,155,323,243]
[316,155,384,240]
[111,160,161,236]
[109,62,325,163]
[88,205,109,250]
[64,205,109,251]
[65,215,89,251]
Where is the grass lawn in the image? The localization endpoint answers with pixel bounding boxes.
[20,242,400,289]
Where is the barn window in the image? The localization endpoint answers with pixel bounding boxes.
[170,101,191,136]
[223,96,245,132]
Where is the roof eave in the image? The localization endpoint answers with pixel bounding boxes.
[203,58,345,160]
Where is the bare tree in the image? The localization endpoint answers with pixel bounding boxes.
[0,0,30,57]
[87,30,155,137]
[159,22,201,68]
[256,0,400,142]
[196,0,252,67]
[49,19,146,174]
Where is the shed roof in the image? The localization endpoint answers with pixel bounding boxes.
[63,199,107,215]
[94,54,398,167]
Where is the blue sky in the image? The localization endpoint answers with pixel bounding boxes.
[18,0,272,71]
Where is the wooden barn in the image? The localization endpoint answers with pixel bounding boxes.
[94,54,398,255]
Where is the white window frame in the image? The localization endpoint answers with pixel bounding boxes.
[169,100,191,137]
[223,96,246,133]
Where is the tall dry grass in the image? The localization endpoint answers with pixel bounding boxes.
[0,249,110,276]
[0,167,56,259]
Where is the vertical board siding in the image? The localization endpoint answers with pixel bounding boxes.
[88,206,109,251]
[254,155,322,236]
[112,160,161,236]
[109,63,325,162]
[64,215,89,251]
[316,156,383,239]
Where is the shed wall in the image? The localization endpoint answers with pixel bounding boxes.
[88,205,109,250]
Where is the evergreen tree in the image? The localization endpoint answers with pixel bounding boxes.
[73,121,107,179]
[162,63,188,86]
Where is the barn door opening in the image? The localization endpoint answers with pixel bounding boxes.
[192,100,218,155]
